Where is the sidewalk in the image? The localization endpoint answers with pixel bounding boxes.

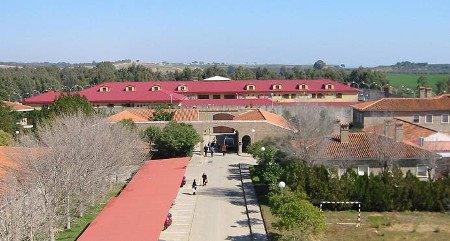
[159,153,262,241]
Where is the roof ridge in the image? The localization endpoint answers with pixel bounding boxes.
[393,118,438,132]
[360,98,384,110]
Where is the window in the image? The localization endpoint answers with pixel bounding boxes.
[323,84,334,89]
[213,95,221,99]
[224,94,236,99]
[125,86,135,92]
[317,93,324,99]
[425,114,433,123]
[413,114,420,123]
[99,86,110,92]
[107,104,114,108]
[282,94,290,99]
[151,85,161,91]
[311,93,317,99]
[416,165,428,178]
[298,84,308,90]
[198,95,209,99]
[177,85,187,91]
[442,114,449,123]
[291,94,297,99]
[336,93,343,98]
[357,165,369,176]
[272,84,282,90]
[245,84,255,91]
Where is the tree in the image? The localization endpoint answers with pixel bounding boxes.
[151,107,175,121]
[49,94,94,117]
[153,122,201,158]
[233,66,256,80]
[436,78,450,94]
[202,65,228,79]
[0,129,12,145]
[142,125,161,144]
[347,67,388,86]
[0,102,19,134]
[417,75,428,88]
[1,114,145,240]
[118,118,137,131]
[313,60,326,70]
[269,188,326,240]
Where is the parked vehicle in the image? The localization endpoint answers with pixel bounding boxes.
[163,213,172,230]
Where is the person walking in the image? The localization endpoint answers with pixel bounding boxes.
[221,144,227,156]
[203,144,208,157]
[209,145,214,157]
[202,173,208,186]
[192,179,197,195]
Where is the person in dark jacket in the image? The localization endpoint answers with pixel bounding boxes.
[203,144,208,157]
[202,173,208,186]
[221,144,227,156]
[192,179,197,195]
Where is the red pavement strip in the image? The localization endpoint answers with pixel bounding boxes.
[78,157,190,241]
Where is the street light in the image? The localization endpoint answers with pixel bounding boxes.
[251,129,256,143]
[278,181,286,190]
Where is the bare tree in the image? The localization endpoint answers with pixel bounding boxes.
[283,105,339,164]
[1,113,146,240]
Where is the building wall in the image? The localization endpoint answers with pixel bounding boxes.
[136,120,295,151]
[326,158,435,180]
[355,110,450,132]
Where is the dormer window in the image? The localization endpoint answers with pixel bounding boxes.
[125,85,136,92]
[271,84,282,90]
[99,86,110,92]
[245,84,256,91]
[151,85,161,91]
[298,84,308,90]
[177,85,188,91]
[323,84,334,90]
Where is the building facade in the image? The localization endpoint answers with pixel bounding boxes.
[24,79,358,108]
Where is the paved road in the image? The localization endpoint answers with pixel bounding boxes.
[159,152,258,241]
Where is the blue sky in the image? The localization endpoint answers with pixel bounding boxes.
[1,0,449,66]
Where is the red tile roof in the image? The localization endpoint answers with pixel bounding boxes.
[364,119,437,146]
[2,101,34,111]
[23,91,64,104]
[78,157,190,241]
[352,96,450,112]
[107,109,200,122]
[24,79,357,105]
[308,132,439,161]
[423,141,450,151]
[234,109,294,130]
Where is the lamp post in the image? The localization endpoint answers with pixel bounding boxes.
[278,181,286,190]
[169,94,173,105]
[251,128,256,143]
[270,93,274,110]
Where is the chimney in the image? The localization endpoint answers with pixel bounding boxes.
[340,123,349,143]
[425,87,433,98]
[384,120,394,138]
[419,87,426,98]
[334,119,341,133]
[419,137,425,146]
[394,122,403,142]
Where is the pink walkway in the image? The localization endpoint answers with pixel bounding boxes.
[78,157,190,241]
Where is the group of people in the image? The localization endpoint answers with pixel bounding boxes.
[191,172,208,195]
[203,141,227,157]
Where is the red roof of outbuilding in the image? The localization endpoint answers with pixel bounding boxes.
[78,157,190,241]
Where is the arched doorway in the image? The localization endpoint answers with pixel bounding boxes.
[211,126,238,153]
[242,135,251,153]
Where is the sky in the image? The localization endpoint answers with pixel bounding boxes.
[1,0,450,66]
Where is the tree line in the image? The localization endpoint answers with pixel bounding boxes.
[0,61,389,101]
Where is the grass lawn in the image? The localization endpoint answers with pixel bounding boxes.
[259,202,450,241]
[55,183,126,241]
[386,73,450,91]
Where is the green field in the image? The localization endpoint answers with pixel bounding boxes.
[386,73,450,91]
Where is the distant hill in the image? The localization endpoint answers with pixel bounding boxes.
[374,61,450,74]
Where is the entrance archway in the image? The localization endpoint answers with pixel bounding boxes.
[242,135,251,153]
[211,126,239,153]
